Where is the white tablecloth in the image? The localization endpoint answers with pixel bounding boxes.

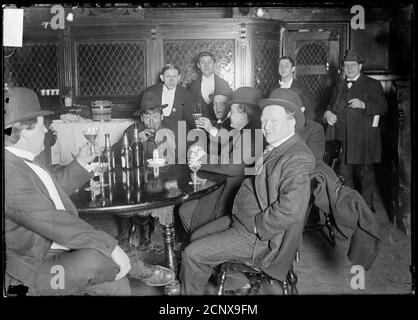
[50,119,136,164]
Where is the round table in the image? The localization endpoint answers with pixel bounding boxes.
[70,164,225,276]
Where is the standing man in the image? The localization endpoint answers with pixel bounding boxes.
[189,52,232,122]
[146,63,195,141]
[324,49,388,211]
[272,56,316,121]
[4,88,174,295]
[180,89,316,295]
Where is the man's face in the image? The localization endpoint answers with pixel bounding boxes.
[278,59,295,79]
[160,69,180,90]
[197,56,215,77]
[343,61,362,80]
[230,104,248,129]
[261,105,295,145]
[23,116,48,156]
[213,95,229,119]
[141,109,163,131]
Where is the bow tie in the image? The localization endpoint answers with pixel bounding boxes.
[265,145,275,153]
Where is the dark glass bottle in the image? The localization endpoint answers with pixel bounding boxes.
[120,132,132,169]
[103,133,115,171]
[131,123,143,167]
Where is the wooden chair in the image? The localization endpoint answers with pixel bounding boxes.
[216,254,300,296]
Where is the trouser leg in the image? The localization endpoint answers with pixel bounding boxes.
[31,248,130,296]
[179,200,199,234]
[180,216,256,295]
[357,164,376,210]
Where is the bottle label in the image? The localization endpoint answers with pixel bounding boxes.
[121,157,126,168]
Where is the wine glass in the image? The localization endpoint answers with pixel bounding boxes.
[188,159,202,187]
[82,126,99,155]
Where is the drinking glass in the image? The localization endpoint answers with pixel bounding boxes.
[82,126,99,155]
[188,160,202,186]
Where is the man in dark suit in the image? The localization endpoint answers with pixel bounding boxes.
[180,89,316,295]
[188,52,232,122]
[4,88,174,295]
[324,49,388,211]
[272,56,316,121]
[146,63,195,142]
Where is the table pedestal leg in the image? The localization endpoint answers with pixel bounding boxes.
[151,205,177,277]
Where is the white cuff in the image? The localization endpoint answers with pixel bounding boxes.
[209,127,219,137]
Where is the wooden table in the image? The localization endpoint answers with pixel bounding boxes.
[70,164,225,277]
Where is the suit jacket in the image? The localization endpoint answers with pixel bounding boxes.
[5,150,118,289]
[272,79,316,120]
[189,120,265,233]
[232,134,316,280]
[188,74,232,122]
[311,160,382,270]
[297,118,326,161]
[146,83,195,138]
[326,73,388,164]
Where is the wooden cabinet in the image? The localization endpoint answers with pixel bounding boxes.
[5,8,283,118]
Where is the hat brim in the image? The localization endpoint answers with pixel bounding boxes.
[133,104,168,116]
[226,99,258,107]
[4,110,54,129]
[340,57,365,63]
[257,98,305,130]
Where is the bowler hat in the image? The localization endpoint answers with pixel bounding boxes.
[227,87,262,107]
[257,88,305,130]
[133,91,168,116]
[4,87,54,129]
[341,49,365,63]
[209,85,233,101]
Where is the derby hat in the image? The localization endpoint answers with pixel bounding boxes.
[197,51,216,62]
[341,49,365,63]
[227,87,262,107]
[209,85,233,101]
[257,88,305,130]
[133,91,168,116]
[4,87,54,129]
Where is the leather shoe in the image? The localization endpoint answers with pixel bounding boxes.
[132,264,175,287]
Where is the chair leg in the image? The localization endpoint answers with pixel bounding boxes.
[287,267,298,295]
[217,262,229,296]
[281,278,290,295]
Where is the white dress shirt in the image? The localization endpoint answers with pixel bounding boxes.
[346,73,360,89]
[201,74,215,104]
[6,146,70,250]
[279,78,293,89]
[161,85,176,117]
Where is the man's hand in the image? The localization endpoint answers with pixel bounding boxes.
[348,98,365,109]
[138,130,148,142]
[111,245,132,281]
[324,110,338,126]
[195,117,215,133]
[76,142,97,166]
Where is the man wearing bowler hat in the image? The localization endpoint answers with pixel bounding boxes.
[4,87,174,295]
[180,88,315,295]
[112,91,177,250]
[324,49,388,212]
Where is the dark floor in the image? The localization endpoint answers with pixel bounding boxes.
[80,191,413,295]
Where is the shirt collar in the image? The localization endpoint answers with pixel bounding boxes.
[347,74,361,82]
[202,73,215,82]
[268,132,295,150]
[5,146,36,161]
[163,85,176,94]
[279,78,293,86]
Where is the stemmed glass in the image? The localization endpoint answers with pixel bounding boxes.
[82,126,99,155]
[188,159,202,187]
